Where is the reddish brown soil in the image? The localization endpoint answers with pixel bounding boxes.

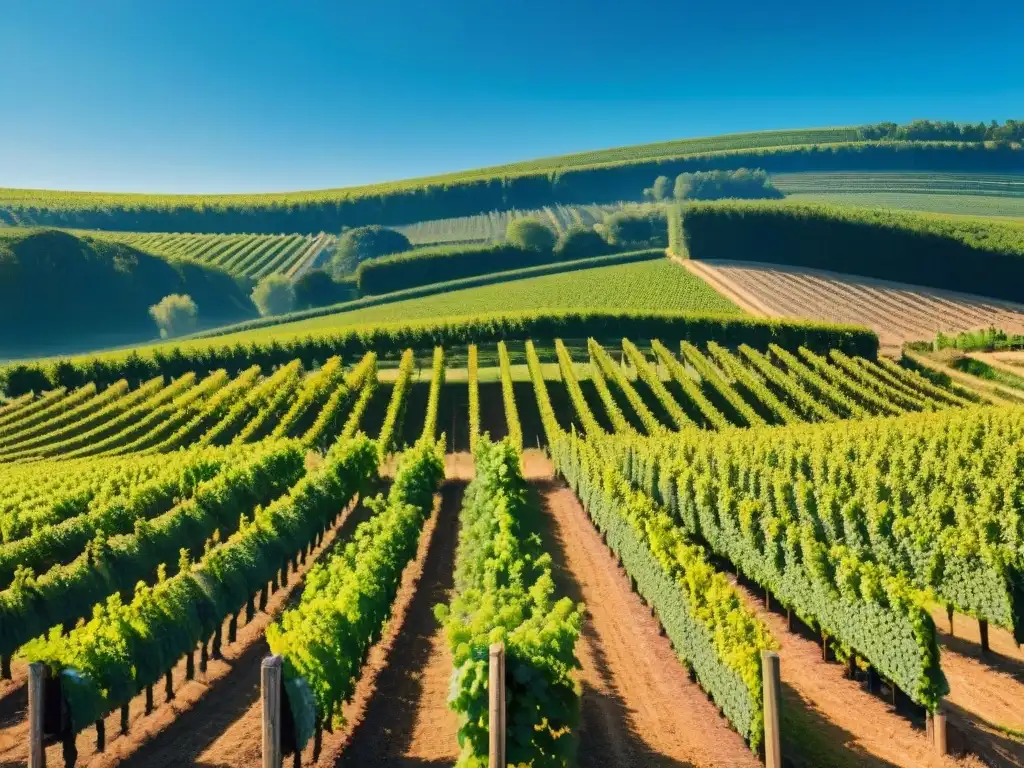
[525,452,761,768]
[931,609,1024,767]
[727,578,987,768]
[0,494,373,768]
[326,483,461,767]
[683,259,1024,352]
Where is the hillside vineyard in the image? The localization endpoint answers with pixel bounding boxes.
[2,313,1022,768]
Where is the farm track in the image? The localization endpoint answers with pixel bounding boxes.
[0,490,377,768]
[526,453,761,768]
[683,260,1024,351]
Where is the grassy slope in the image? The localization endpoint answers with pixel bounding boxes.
[774,171,1024,218]
[0,127,856,209]
[276,258,741,332]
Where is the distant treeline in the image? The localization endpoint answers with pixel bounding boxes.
[858,119,1024,143]
[2,141,1022,234]
[679,201,1024,303]
[645,168,783,201]
[0,309,878,396]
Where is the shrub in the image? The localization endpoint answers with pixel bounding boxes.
[505,217,556,252]
[672,168,783,201]
[643,174,672,201]
[293,269,354,310]
[331,226,411,276]
[553,227,610,261]
[251,274,296,316]
[604,209,668,247]
[148,294,198,339]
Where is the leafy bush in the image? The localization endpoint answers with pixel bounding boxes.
[604,209,668,247]
[149,294,198,339]
[505,217,556,252]
[331,226,411,276]
[251,274,296,316]
[553,227,610,261]
[293,269,356,310]
[672,168,783,200]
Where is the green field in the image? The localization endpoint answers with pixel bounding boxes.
[784,192,1024,218]
[774,172,1024,218]
[271,258,740,332]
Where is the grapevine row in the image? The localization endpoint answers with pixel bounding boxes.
[267,438,442,752]
[437,438,582,766]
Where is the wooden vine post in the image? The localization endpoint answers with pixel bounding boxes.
[489,642,506,768]
[933,702,948,756]
[28,662,46,768]
[262,655,283,768]
[761,650,782,768]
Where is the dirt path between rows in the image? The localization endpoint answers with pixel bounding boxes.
[326,481,462,767]
[931,609,1024,767]
[726,578,987,768]
[0,493,376,768]
[524,453,760,768]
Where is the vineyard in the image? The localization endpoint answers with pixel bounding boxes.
[0,318,1020,768]
[395,203,637,245]
[685,259,1024,350]
[91,231,335,280]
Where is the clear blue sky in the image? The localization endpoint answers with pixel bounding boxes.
[2,0,1021,194]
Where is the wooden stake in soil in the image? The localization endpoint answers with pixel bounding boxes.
[120,703,130,736]
[1,653,11,680]
[28,662,45,768]
[762,651,781,768]
[979,619,990,655]
[96,718,105,752]
[933,706,948,756]
[262,655,283,768]
[946,605,954,636]
[489,642,506,768]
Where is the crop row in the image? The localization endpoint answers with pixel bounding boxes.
[437,438,582,766]
[25,435,379,747]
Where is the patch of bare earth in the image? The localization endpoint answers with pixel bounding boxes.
[683,259,1024,352]
[931,609,1024,767]
[727,578,988,768]
[525,452,760,768]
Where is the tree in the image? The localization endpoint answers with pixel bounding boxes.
[505,217,556,252]
[554,227,610,261]
[293,269,352,310]
[149,294,198,339]
[651,175,671,201]
[331,226,411,277]
[604,210,667,247]
[251,274,295,316]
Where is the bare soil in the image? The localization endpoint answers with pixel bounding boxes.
[683,259,1024,351]
[727,578,988,768]
[524,452,761,767]
[931,609,1024,767]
